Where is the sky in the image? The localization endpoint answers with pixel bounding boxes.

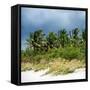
[21,7,86,50]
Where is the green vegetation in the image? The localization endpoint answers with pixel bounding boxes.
[21,28,86,75]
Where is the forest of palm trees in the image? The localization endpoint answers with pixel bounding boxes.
[21,28,86,75]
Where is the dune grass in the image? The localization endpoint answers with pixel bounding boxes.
[21,58,85,75]
[45,59,85,75]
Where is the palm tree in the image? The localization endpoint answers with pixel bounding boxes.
[72,28,79,47]
[26,32,34,49]
[81,29,86,48]
[82,29,86,41]
[58,29,68,48]
[34,29,45,51]
[46,32,58,48]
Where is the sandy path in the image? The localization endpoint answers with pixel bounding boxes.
[21,68,86,82]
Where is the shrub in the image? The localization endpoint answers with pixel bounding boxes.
[60,47,82,60]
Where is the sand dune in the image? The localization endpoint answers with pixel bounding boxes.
[21,68,86,82]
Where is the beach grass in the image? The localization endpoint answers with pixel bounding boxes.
[21,58,85,75]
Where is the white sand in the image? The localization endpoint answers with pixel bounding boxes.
[21,68,86,82]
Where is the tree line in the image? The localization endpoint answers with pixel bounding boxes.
[25,28,86,54]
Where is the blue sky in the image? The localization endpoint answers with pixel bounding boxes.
[21,7,85,50]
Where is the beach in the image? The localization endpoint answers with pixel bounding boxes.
[21,68,86,82]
